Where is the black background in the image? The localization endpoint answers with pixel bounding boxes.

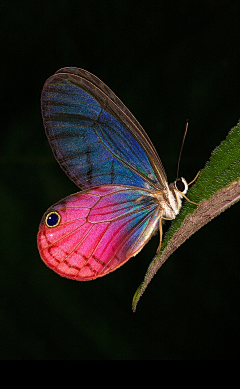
[1,0,240,359]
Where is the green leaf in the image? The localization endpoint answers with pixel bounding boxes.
[132,121,240,312]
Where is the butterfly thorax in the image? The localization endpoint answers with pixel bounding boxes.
[154,177,188,221]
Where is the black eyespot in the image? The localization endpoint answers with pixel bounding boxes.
[45,211,61,228]
[175,179,185,192]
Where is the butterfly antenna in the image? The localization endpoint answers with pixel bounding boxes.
[176,119,188,179]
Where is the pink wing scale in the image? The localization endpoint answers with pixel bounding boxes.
[37,185,159,280]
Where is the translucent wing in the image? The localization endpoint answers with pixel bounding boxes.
[37,185,160,280]
[41,67,167,190]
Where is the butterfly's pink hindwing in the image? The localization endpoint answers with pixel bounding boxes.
[37,185,160,280]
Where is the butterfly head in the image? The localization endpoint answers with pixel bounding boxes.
[174,177,188,196]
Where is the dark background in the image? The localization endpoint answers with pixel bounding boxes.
[1,0,240,359]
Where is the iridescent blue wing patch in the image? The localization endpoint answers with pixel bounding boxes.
[41,67,168,190]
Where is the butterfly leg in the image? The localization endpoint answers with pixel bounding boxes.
[157,217,163,253]
[174,189,199,206]
[157,215,176,253]
[187,170,201,186]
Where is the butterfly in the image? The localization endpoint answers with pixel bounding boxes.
[37,67,194,281]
